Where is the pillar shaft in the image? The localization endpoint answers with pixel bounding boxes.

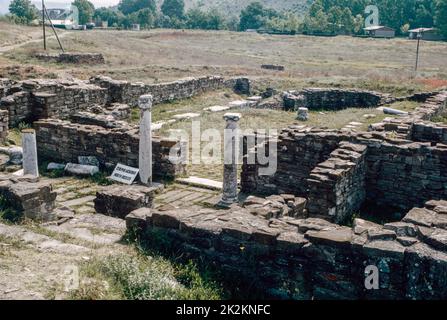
[220,113,241,207]
[139,95,153,185]
[22,129,39,177]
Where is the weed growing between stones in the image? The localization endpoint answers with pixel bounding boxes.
[70,251,223,300]
[39,161,65,179]
[125,227,271,299]
[89,172,114,186]
[0,194,22,223]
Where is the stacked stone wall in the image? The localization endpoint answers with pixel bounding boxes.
[0,79,108,127]
[307,142,367,223]
[242,125,447,217]
[0,110,8,142]
[34,119,187,179]
[127,199,447,300]
[90,75,250,107]
[283,88,392,111]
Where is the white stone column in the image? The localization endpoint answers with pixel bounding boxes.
[139,94,153,185]
[219,113,241,207]
[21,129,39,177]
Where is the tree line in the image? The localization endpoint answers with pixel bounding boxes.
[5,0,447,37]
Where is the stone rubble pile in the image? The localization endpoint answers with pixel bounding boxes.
[242,194,307,219]
[34,52,105,64]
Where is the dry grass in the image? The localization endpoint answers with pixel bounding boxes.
[0,22,43,47]
[2,27,447,94]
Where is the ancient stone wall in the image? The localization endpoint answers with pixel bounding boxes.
[90,75,250,106]
[126,199,447,300]
[242,126,447,218]
[307,142,367,223]
[283,88,392,111]
[0,91,33,127]
[34,119,186,179]
[364,141,447,212]
[241,127,347,196]
[0,110,8,142]
[0,79,108,127]
[411,122,447,144]
[369,91,447,139]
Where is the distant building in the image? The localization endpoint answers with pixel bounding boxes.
[363,26,395,38]
[42,8,75,29]
[408,28,445,41]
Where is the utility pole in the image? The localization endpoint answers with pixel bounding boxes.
[42,0,46,50]
[415,30,423,72]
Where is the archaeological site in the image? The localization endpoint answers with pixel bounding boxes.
[1,1,447,304]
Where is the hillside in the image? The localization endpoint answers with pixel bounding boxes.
[157,0,312,17]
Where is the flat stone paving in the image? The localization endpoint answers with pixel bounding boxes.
[0,175,221,299]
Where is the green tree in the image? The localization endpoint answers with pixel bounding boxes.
[239,2,277,31]
[303,9,329,34]
[353,14,364,34]
[8,0,38,24]
[93,8,123,27]
[118,0,156,16]
[161,0,185,19]
[72,0,95,25]
[435,0,447,37]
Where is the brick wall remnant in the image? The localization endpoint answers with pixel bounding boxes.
[34,119,187,179]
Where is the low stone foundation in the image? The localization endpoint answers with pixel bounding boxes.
[0,175,57,220]
[90,75,251,106]
[126,199,447,299]
[94,185,161,219]
[283,88,392,111]
[35,52,105,64]
[34,119,187,179]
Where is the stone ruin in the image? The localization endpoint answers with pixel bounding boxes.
[1,71,447,300]
[124,89,447,299]
[34,52,106,65]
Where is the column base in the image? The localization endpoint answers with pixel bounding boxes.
[217,196,238,209]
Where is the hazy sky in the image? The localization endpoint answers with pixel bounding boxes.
[0,1,121,14]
